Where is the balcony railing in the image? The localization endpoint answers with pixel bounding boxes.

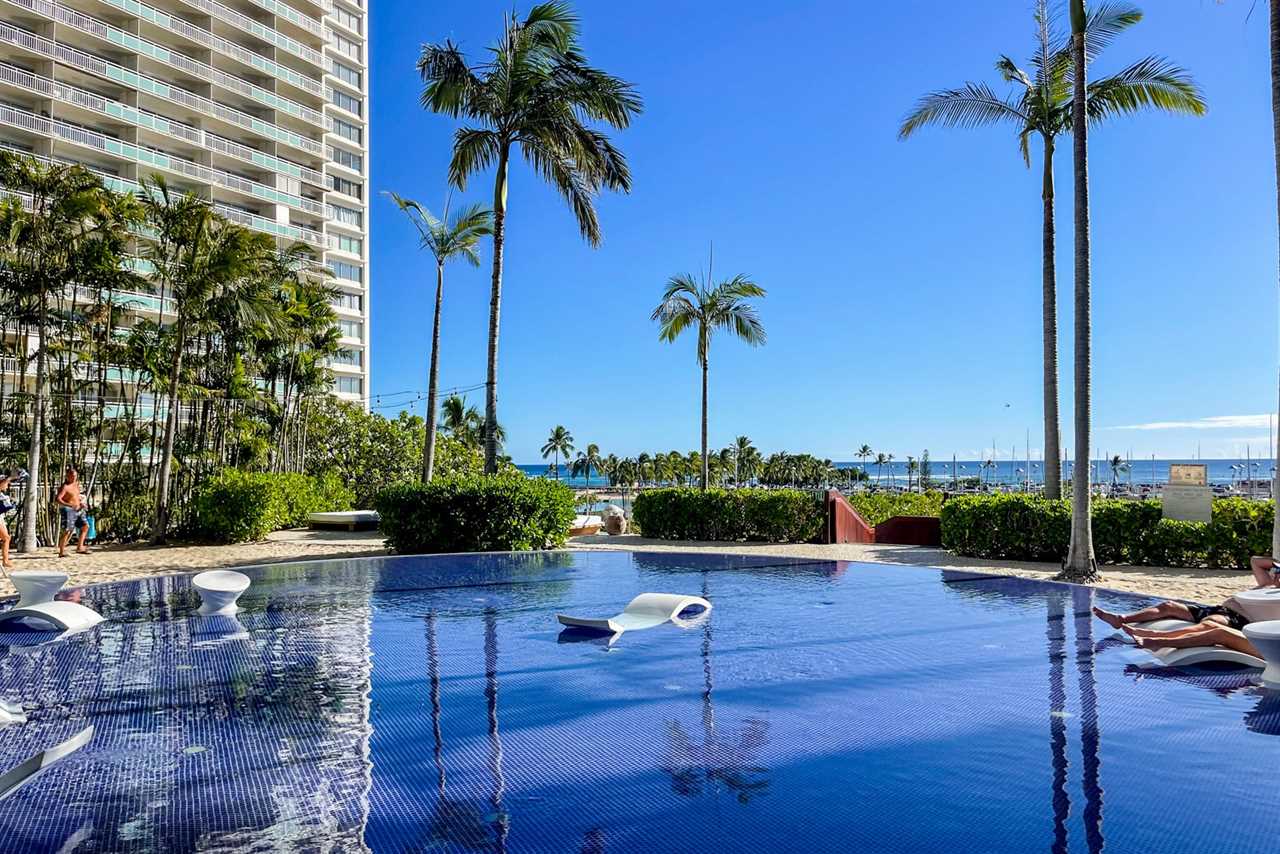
[92,0,325,89]
[7,0,328,129]
[0,102,327,217]
[0,63,327,190]
[0,26,326,161]
[167,0,325,66]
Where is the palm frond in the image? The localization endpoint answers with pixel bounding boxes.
[448,128,501,190]
[1086,56,1206,122]
[519,138,602,245]
[899,83,1030,139]
[418,41,478,116]
[1082,2,1143,61]
[996,56,1032,89]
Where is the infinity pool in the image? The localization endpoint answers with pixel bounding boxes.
[0,551,1277,853]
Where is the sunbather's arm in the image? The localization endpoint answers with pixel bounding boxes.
[1249,556,1280,588]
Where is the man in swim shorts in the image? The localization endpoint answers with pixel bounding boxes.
[1090,555,1280,658]
[56,466,89,558]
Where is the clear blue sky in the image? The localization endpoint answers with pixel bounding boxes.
[370,0,1277,464]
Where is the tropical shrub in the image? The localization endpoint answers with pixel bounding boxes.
[846,491,945,526]
[190,470,353,543]
[375,474,575,554]
[631,488,825,543]
[940,494,1273,569]
[304,399,487,507]
[97,488,154,543]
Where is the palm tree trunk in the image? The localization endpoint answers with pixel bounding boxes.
[423,262,445,483]
[151,316,187,544]
[18,292,47,552]
[484,148,510,475]
[700,356,709,491]
[1042,134,1063,501]
[1271,0,1280,558]
[1064,4,1097,581]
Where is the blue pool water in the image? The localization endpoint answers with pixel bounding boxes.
[0,552,1278,852]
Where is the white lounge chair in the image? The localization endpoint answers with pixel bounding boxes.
[1125,619,1266,670]
[0,726,93,801]
[568,515,603,536]
[557,592,711,641]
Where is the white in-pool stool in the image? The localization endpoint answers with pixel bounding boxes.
[557,592,711,641]
[1243,621,1280,688]
[0,571,103,633]
[192,570,251,616]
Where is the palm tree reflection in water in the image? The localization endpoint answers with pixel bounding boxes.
[420,609,510,852]
[1046,588,1106,854]
[661,577,770,805]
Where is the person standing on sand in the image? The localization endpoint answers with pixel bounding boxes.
[0,472,16,570]
[56,466,90,558]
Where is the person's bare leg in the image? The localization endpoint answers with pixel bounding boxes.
[1094,601,1194,629]
[1124,621,1226,643]
[57,529,70,558]
[0,525,10,569]
[1127,624,1262,658]
[76,524,88,554]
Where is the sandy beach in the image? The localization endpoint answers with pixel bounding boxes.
[569,535,1257,604]
[0,529,387,597]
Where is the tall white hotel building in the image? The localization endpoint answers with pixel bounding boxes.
[0,0,371,404]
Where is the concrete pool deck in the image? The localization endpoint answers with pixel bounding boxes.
[0,528,1255,605]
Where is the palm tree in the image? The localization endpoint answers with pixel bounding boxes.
[874,452,889,486]
[907,456,919,492]
[0,154,109,551]
[385,193,493,483]
[419,3,642,475]
[142,176,271,543]
[1063,0,1098,582]
[900,0,1204,502]
[733,436,755,485]
[1109,454,1125,488]
[652,270,766,489]
[541,425,574,481]
[1271,0,1280,559]
[855,444,874,482]
[441,394,477,444]
[570,442,602,486]
[636,452,652,485]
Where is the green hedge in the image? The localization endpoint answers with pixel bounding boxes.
[631,488,825,543]
[847,491,945,526]
[191,470,353,543]
[940,494,1272,568]
[374,474,576,554]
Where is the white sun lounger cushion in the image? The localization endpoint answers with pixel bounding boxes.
[557,593,711,637]
[1127,618,1266,669]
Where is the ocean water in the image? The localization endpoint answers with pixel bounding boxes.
[519,459,1277,489]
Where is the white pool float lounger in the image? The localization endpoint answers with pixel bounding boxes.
[1124,619,1267,670]
[557,593,711,642]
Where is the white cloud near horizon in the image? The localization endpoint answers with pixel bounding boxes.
[1110,415,1273,431]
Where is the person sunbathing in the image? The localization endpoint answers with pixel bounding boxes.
[1091,555,1280,658]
